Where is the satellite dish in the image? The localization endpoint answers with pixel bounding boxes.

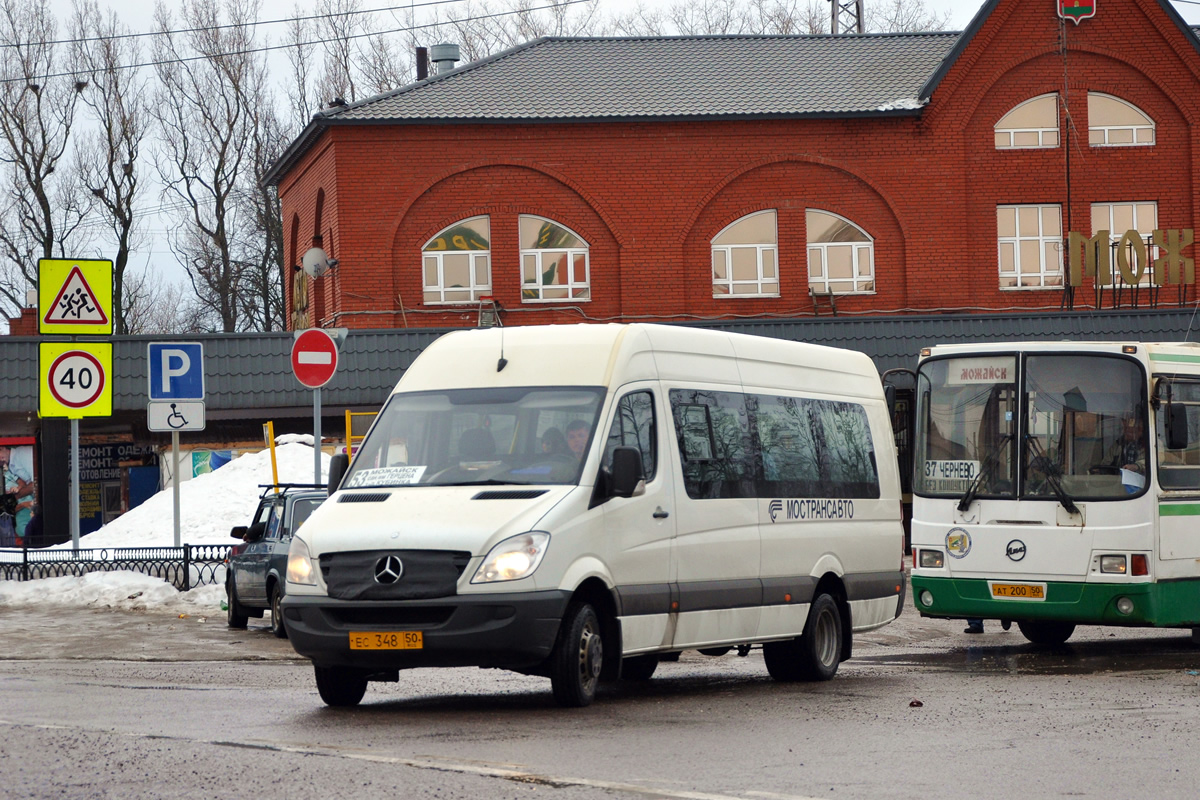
[301,247,338,278]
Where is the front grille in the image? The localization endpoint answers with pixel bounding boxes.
[327,606,455,627]
[319,550,472,601]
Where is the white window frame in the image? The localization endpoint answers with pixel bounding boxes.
[806,211,875,295]
[711,210,779,298]
[520,215,590,303]
[1088,93,1155,148]
[422,216,491,305]
[995,94,1060,150]
[997,204,1063,291]
[1092,202,1159,287]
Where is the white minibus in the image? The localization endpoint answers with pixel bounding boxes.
[911,341,1200,644]
[282,323,905,706]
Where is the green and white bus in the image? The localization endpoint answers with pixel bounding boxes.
[910,341,1200,645]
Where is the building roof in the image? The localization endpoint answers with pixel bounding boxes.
[329,34,958,124]
[5,309,1199,419]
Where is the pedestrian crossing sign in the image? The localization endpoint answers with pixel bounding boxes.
[38,258,114,335]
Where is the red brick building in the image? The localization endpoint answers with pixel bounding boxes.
[266,0,1200,331]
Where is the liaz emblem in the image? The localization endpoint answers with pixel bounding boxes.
[1058,0,1096,24]
[946,527,972,559]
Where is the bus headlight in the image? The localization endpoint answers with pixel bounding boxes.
[1116,596,1135,615]
[919,549,945,568]
[287,537,317,585]
[919,590,934,608]
[472,532,549,583]
[1100,555,1127,574]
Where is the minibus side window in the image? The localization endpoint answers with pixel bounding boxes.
[670,389,755,499]
[754,394,881,499]
[602,391,657,481]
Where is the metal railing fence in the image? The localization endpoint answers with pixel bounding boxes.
[0,545,232,591]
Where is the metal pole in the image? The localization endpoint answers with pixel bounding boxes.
[314,387,322,485]
[172,430,181,547]
[70,418,79,552]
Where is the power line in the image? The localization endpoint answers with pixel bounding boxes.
[2,0,473,49]
[3,0,589,84]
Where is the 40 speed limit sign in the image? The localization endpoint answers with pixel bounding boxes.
[39,342,113,418]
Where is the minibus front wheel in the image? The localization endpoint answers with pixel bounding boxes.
[314,665,368,707]
[763,593,843,682]
[549,602,604,707]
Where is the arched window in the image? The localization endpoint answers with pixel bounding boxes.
[995,94,1059,149]
[711,210,778,297]
[1088,93,1155,146]
[422,216,491,304]
[520,216,590,301]
[807,210,874,295]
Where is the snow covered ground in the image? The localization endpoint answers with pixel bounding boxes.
[0,441,329,611]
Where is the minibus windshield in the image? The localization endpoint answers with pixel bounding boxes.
[343,387,606,489]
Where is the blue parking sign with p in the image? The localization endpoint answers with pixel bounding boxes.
[148,342,205,400]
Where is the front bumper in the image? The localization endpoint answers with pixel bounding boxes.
[910,575,1165,626]
[281,589,572,671]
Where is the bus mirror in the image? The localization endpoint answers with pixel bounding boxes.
[884,384,897,414]
[327,453,350,493]
[1166,403,1189,451]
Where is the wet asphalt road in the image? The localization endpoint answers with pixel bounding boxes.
[2,602,1200,799]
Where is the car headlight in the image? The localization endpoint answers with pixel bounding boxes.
[287,536,317,585]
[472,532,549,584]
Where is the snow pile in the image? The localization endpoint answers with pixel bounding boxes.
[56,442,329,550]
[0,570,223,612]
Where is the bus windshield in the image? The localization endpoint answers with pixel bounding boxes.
[915,353,1147,501]
[344,387,606,489]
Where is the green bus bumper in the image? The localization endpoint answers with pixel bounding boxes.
[910,575,1200,628]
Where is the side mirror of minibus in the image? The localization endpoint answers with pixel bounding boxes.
[327,453,350,494]
[609,447,645,499]
[230,525,248,541]
[1166,403,1190,451]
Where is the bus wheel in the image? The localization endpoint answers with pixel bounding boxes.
[764,593,843,682]
[1191,627,1200,645]
[621,654,659,681]
[314,665,368,707]
[1017,620,1075,645]
[549,602,603,707]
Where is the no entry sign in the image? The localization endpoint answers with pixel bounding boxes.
[291,328,340,388]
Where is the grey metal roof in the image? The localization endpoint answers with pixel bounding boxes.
[326,34,959,124]
[1,330,448,418]
[6,309,1200,417]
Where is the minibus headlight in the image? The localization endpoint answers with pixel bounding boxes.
[919,549,945,569]
[472,532,549,584]
[287,537,317,585]
[1100,555,1127,574]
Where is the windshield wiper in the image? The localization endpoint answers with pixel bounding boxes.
[438,479,535,487]
[957,433,1013,513]
[1025,436,1079,515]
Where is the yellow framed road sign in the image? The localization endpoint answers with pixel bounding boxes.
[38,258,114,335]
[39,342,113,419]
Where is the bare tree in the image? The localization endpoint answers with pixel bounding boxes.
[239,95,286,333]
[151,0,268,333]
[122,264,209,333]
[865,0,952,33]
[0,0,89,319]
[71,0,150,335]
[282,4,317,134]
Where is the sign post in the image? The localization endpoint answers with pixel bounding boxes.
[148,342,206,547]
[291,329,342,485]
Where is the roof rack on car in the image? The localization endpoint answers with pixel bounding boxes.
[257,483,327,498]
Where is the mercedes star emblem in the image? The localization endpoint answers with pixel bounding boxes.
[374,555,404,584]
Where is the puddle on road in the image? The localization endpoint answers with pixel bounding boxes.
[856,634,1200,675]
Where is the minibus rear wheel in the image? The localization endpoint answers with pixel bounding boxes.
[549,602,604,707]
[314,665,368,707]
[764,593,842,682]
[1017,620,1075,645]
